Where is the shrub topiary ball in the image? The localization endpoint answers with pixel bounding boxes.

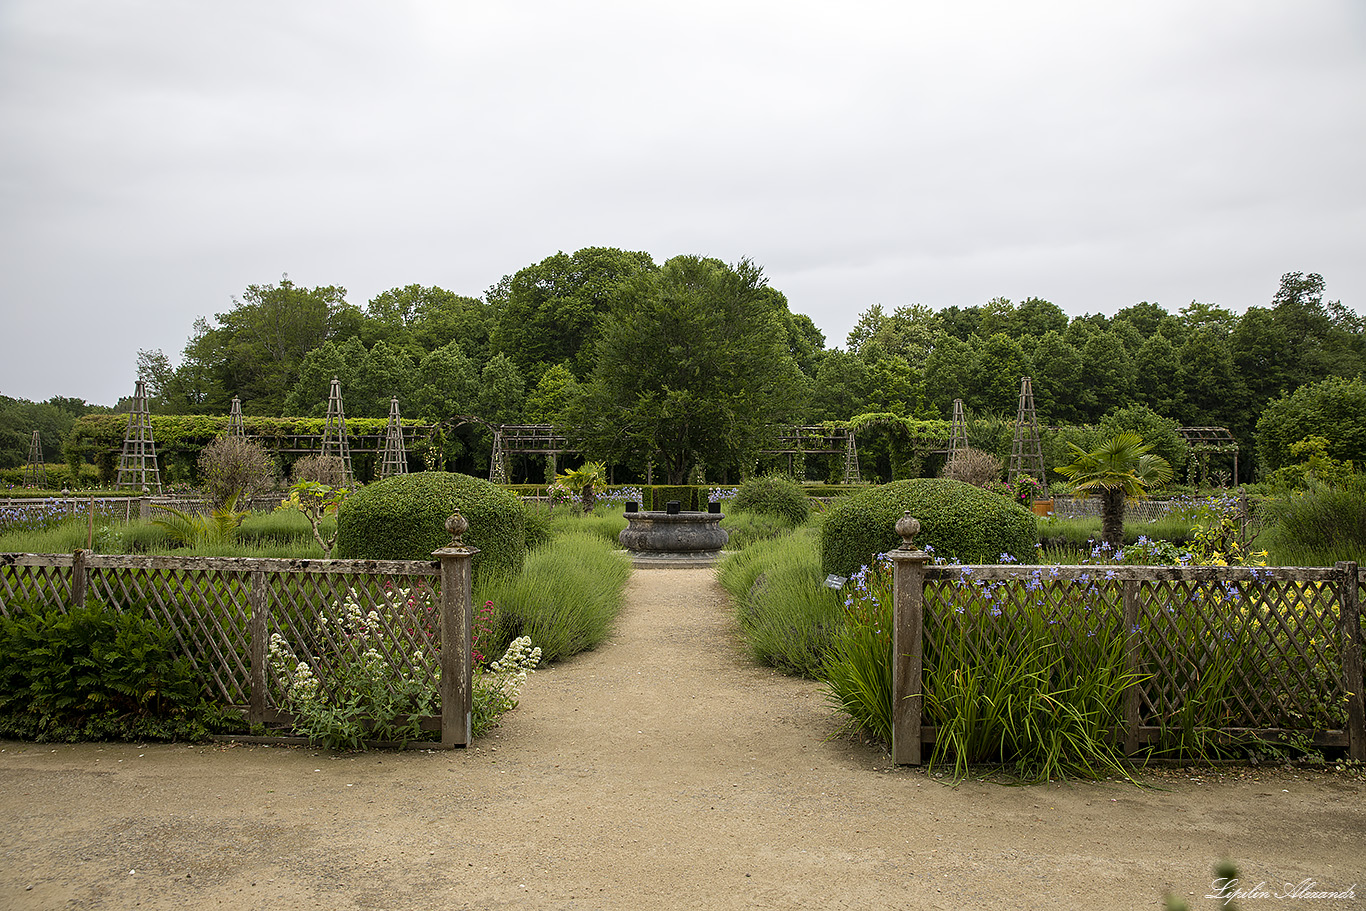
[819,478,1037,577]
[731,474,812,526]
[335,472,527,579]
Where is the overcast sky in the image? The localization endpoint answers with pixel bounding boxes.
[2,1,1363,407]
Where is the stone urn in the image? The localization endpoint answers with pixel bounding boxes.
[618,510,729,556]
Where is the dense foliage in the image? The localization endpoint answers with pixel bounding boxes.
[0,600,224,742]
[1255,375,1366,473]
[819,478,1038,577]
[575,256,807,484]
[5,263,1362,487]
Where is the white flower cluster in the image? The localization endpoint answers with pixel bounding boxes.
[490,636,541,675]
[483,635,541,700]
[267,632,320,702]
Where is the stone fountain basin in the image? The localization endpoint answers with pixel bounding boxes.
[619,511,729,556]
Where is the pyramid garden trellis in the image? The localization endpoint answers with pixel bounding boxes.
[379,397,409,479]
[1008,376,1046,487]
[228,397,245,437]
[24,430,46,488]
[948,399,969,455]
[116,380,163,493]
[321,378,355,487]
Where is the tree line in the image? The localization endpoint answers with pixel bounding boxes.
[4,249,1363,483]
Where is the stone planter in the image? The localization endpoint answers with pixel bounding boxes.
[619,511,729,556]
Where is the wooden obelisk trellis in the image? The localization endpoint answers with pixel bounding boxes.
[948,399,969,454]
[843,431,861,485]
[24,430,47,488]
[379,397,409,479]
[1008,376,1046,486]
[115,380,163,493]
[228,396,245,437]
[487,427,508,484]
[321,377,355,487]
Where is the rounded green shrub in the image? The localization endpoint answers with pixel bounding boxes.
[731,475,812,525]
[819,478,1037,576]
[336,472,527,579]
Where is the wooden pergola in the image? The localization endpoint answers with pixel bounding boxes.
[1176,426,1240,485]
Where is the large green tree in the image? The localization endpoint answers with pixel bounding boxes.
[487,247,657,381]
[576,256,804,484]
[1256,376,1366,473]
[173,277,360,414]
[364,285,492,362]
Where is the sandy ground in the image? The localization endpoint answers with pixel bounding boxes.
[1,567,1363,911]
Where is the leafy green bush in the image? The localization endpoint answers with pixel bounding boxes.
[0,600,224,742]
[336,471,526,579]
[475,531,631,663]
[1261,476,1366,562]
[1098,404,1188,470]
[819,478,1037,577]
[718,528,841,676]
[731,475,811,525]
[1256,376,1366,473]
[0,462,103,489]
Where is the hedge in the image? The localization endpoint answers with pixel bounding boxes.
[731,475,812,525]
[819,478,1038,577]
[335,472,527,579]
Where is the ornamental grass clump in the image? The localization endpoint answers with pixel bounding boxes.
[474,531,629,663]
[923,567,1138,782]
[821,555,1141,782]
[718,527,841,677]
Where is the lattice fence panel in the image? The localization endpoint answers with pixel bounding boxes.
[1136,577,1347,730]
[924,570,1127,693]
[261,569,442,714]
[0,558,73,617]
[85,564,254,705]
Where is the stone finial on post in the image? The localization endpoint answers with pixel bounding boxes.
[890,511,931,765]
[433,509,479,748]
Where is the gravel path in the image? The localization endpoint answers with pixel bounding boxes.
[2,567,1363,910]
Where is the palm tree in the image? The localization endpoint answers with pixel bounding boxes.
[1055,432,1173,550]
[555,461,608,513]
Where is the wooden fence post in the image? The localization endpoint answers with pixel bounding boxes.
[70,548,88,609]
[890,512,930,766]
[1338,562,1364,762]
[1122,580,1142,755]
[434,511,478,748]
[249,570,266,726]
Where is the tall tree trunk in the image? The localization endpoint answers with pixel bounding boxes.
[1100,488,1126,551]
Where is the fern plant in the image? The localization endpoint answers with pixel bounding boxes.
[150,490,248,548]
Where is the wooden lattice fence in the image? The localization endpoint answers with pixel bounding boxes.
[0,548,476,747]
[888,541,1365,764]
